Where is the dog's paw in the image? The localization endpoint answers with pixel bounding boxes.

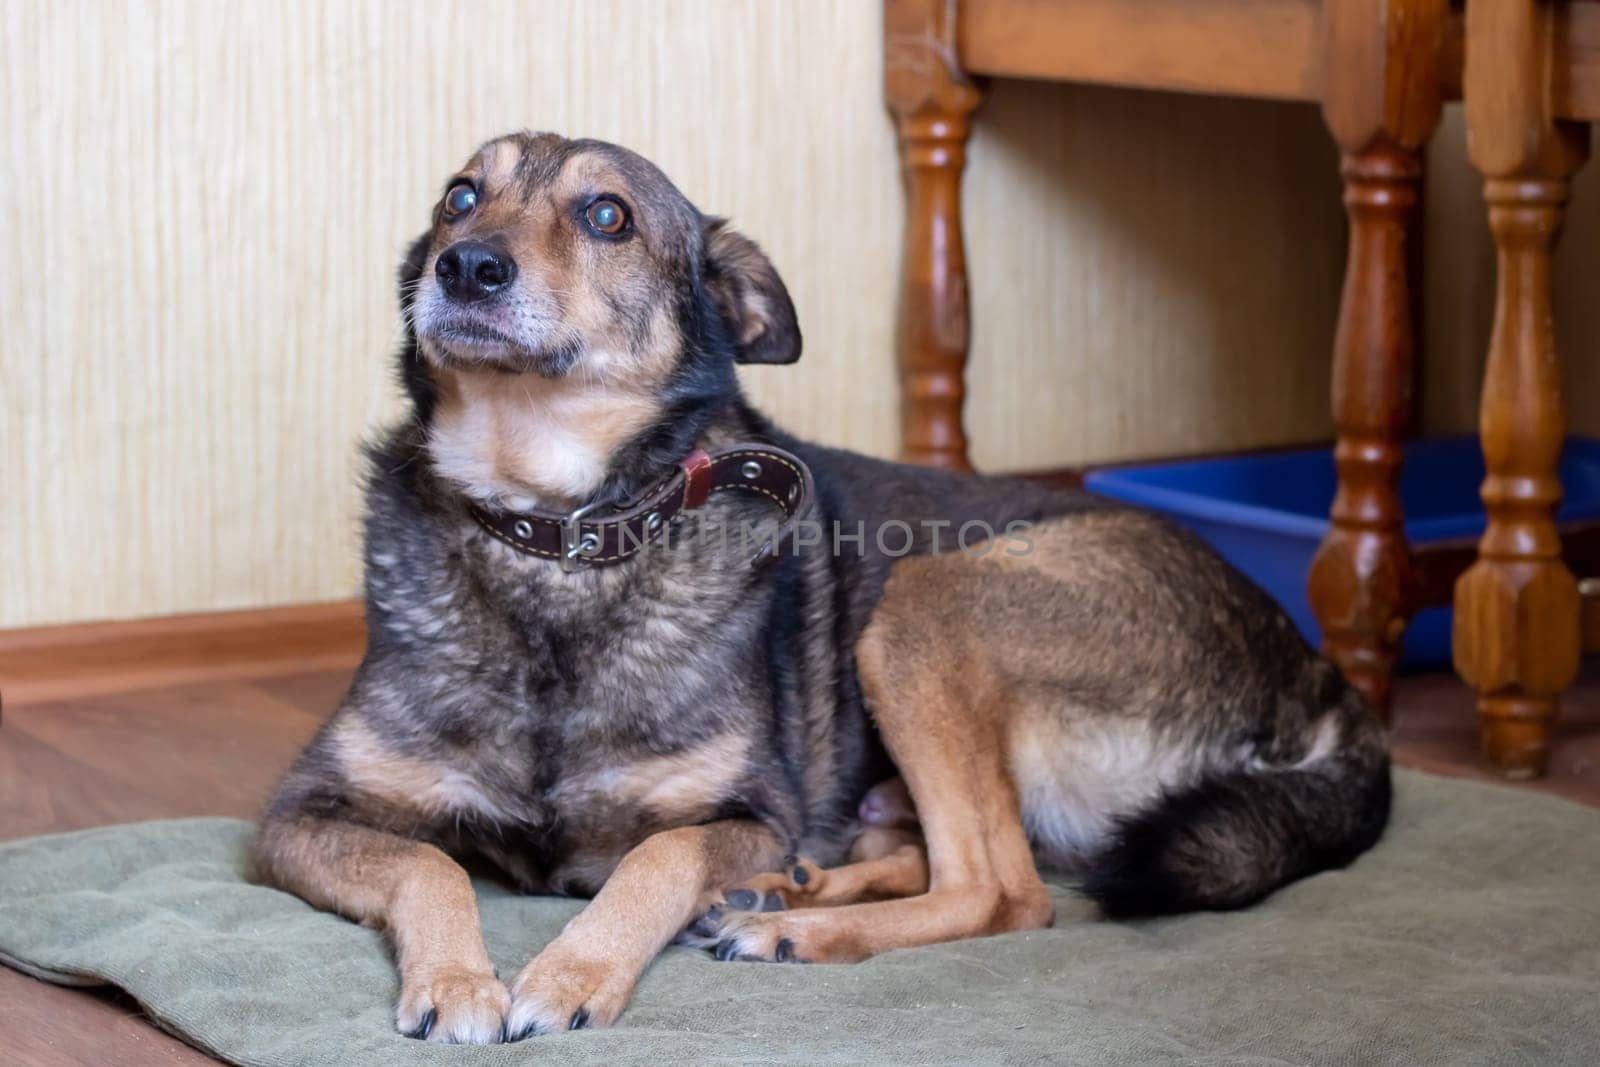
[396,965,511,1044]
[727,854,824,909]
[504,941,631,1038]
[677,887,788,951]
[697,908,823,964]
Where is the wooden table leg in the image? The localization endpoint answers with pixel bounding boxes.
[1308,0,1446,718]
[884,0,982,471]
[1455,0,1589,778]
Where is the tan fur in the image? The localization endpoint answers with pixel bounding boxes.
[504,821,785,1034]
[554,731,753,824]
[429,367,662,508]
[255,818,507,1044]
[334,717,515,823]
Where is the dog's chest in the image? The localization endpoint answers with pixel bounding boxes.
[354,496,808,888]
[422,706,761,894]
[487,722,760,893]
[427,558,775,883]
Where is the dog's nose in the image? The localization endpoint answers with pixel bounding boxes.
[435,241,517,303]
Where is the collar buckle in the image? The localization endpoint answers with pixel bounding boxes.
[560,499,605,573]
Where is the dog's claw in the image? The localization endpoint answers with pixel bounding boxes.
[569,1008,590,1031]
[725,888,759,911]
[505,1018,545,1042]
[404,1008,437,1041]
[713,939,741,961]
[775,937,796,963]
[791,864,811,886]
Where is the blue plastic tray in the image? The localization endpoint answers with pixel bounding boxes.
[1084,436,1600,666]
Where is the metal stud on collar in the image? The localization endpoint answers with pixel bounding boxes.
[741,460,762,480]
[513,519,534,539]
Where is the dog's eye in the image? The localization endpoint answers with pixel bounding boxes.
[585,198,628,236]
[443,182,478,219]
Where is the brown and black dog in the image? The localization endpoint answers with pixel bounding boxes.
[257,132,1390,1043]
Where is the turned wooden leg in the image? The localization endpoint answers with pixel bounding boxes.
[1307,145,1423,717]
[1310,0,1446,717]
[884,0,981,471]
[1456,0,1589,777]
[1454,176,1583,777]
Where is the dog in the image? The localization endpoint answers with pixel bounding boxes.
[256,131,1390,1044]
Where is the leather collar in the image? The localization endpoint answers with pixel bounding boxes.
[467,443,815,572]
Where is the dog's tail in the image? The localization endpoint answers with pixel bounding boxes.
[1080,692,1390,918]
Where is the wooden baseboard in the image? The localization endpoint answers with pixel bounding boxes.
[0,601,366,709]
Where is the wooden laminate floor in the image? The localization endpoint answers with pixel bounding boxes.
[2,637,1596,1065]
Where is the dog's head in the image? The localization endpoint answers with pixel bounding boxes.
[405,131,799,383]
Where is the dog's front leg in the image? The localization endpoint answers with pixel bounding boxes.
[505,820,783,1036]
[255,816,508,1044]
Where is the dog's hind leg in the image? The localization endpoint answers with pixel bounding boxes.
[701,590,1054,963]
[503,819,784,1036]
[255,816,509,1044]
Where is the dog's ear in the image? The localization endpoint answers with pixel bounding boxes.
[702,218,801,365]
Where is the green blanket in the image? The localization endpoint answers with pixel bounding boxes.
[2,770,1598,1065]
